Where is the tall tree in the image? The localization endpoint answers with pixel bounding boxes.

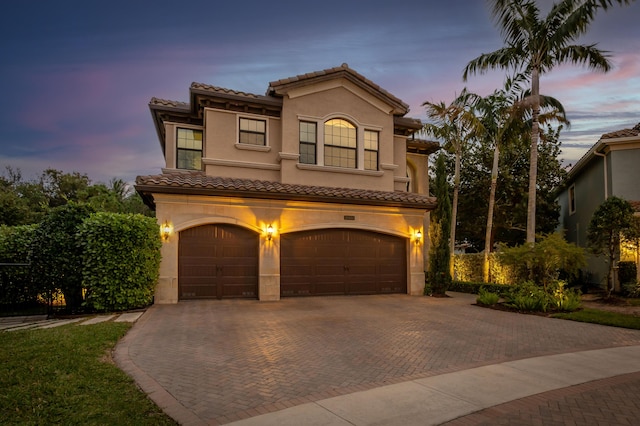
[475,77,568,281]
[463,0,634,244]
[587,196,635,297]
[427,153,452,295]
[454,124,567,249]
[423,89,482,276]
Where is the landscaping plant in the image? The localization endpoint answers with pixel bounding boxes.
[79,213,161,312]
[477,287,500,305]
[427,153,452,295]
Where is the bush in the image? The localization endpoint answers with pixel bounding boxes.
[618,261,637,286]
[448,280,510,295]
[623,281,640,298]
[0,224,38,306]
[504,281,551,312]
[79,213,161,311]
[477,288,500,305]
[503,280,582,313]
[549,281,582,312]
[497,233,586,289]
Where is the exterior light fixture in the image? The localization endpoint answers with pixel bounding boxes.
[266,224,274,241]
[415,230,422,245]
[161,222,172,241]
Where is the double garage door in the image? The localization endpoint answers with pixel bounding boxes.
[178,225,406,300]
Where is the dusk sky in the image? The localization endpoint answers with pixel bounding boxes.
[1,0,638,185]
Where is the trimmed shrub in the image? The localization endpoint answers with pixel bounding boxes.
[448,280,510,295]
[454,253,484,282]
[30,203,94,311]
[79,213,161,311]
[0,224,38,306]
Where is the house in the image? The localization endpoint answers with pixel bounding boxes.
[557,122,640,289]
[135,64,438,303]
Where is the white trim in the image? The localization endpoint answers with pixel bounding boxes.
[203,158,281,171]
[296,163,384,176]
[381,163,398,170]
[234,143,271,152]
[278,152,300,161]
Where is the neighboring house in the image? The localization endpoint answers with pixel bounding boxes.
[135,64,438,303]
[557,122,640,288]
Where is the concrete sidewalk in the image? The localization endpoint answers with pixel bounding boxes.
[0,312,144,331]
[226,345,640,425]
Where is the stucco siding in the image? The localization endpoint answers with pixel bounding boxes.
[610,149,640,200]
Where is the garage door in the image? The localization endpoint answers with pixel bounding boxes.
[178,224,258,300]
[281,229,406,297]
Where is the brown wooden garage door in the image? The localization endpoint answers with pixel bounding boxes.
[280,229,406,297]
[178,224,258,300]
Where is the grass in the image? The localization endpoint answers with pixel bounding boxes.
[552,308,640,330]
[0,322,176,426]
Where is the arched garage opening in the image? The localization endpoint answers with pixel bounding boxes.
[178,224,258,300]
[280,229,406,297]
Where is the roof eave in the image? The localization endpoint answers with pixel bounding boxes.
[134,184,436,211]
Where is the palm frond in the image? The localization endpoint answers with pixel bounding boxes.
[554,44,612,72]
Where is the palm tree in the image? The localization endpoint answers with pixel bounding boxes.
[423,89,483,277]
[475,75,568,281]
[463,0,634,244]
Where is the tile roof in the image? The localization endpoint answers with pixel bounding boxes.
[149,97,189,109]
[601,122,640,139]
[268,63,409,115]
[190,82,267,101]
[135,172,436,210]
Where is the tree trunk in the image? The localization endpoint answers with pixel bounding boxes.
[450,138,461,279]
[483,140,500,283]
[526,67,540,245]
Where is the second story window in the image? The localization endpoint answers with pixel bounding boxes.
[364,130,379,171]
[324,119,356,168]
[239,118,266,146]
[299,121,317,164]
[569,184,576,215]
[177,128,203,170]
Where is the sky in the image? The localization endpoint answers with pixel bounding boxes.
[1,0,639,185]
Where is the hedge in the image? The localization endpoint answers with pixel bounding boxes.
[453,253,524,285]
[448,280,512,296]
[0,224,38,306]
[79,213,161,312]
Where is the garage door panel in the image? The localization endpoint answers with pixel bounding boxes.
[179,224,258,300]
[281,229,406,297]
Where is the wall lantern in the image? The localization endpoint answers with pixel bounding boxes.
[266,224,274,241]
[415,230,423,245]
[161,222,172,241]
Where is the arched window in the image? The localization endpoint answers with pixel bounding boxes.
[324,119,356,168]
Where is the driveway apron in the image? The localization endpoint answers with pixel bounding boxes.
[115,293,640,425]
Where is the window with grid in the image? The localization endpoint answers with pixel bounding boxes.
[299,121,317,164]
[239,118,266,145]
[324,119,356,168]
[176,128,203,170]
[364,130,379,171]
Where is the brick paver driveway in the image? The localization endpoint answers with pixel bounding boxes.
[118,293,640,424]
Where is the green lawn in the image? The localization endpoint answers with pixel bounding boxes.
[0,322,176,426]
[552,308,640,330]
